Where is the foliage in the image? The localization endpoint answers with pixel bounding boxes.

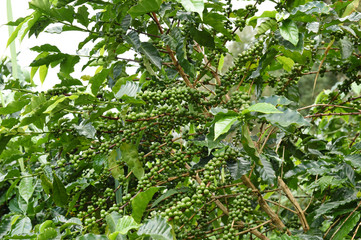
[1,0,361,239]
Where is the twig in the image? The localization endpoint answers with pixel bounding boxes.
[297,104,356,111]
[330,201,361,240]
[236,220,272,236]
[305,112,361,118]
[313,38,335,95]
[278,177,310,232]
[351,222,361,240]
[265,199,297,214]
[242,175,291,235]
[324,217,340,239]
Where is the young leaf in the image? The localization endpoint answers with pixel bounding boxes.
[132,187,159,223]
[276,56,295,72]
[279,20,299,46]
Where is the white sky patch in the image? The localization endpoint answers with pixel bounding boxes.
[0,1,275,91]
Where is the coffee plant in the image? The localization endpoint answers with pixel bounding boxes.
[1,0,361,239]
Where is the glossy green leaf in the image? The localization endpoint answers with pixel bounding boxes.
[76,5,89,27]
[19,176,34,203]
[332,211,360,239]
[279,20,299,46]
[247,103,283,114]
[7,16,31,47]
[314,197,357,219]
[52,174,68,207]
[276,56,295,72]
[128,0,163,18]
[258,95,293,106]
[106,211,122,233]
[175,0,204,19]
[89,68,111,95]
[189,26,214,48]
[139,42,162,69]
[290,1,331,17]
[29,53,66,67]
[264,108,310,128]
[114,81,141,99]
[0,98,30,115]
[115,216,141,234]
[12,216,32,235]
[44,95,78,114]
[340,38,353,59]
[241,124,260,163]
[259,155,276,185]
[37,227,57,240]
[132,187,159,223]
[257,19,277,35]
[137,216,173,240]
[213,113,238,141]
[227,157,252,180]
[247,10,277,27]
[203,13,231,38]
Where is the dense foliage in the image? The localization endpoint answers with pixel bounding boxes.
[1,0,361,239]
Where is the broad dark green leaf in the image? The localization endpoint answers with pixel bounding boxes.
[314,197,357,219]
[60,55,80,77]
[0,97,30,115]
[259,155,276,185]
[106,211,122,233]
[279,20,299,46]
[76,5,89,27]
[115,216,141,234]
[93,154,106,174]
[211,111,239,141]
[241,124,260,163]
[89,68,111,95]
[52,174,68,207]
[227,157,252,180]
[139,42,162,69]
[203,13,231,38]
[264,108,310,128]
[258,95,293,106]
[30,44,61,53]
[247,10,277,28]
[0,134,13,156]
[128,0,163,18]
[189,26,214,48]
[332,211,360,239]
[29,53,66,67]
[137,216,173,240]
[132,187,159,223]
